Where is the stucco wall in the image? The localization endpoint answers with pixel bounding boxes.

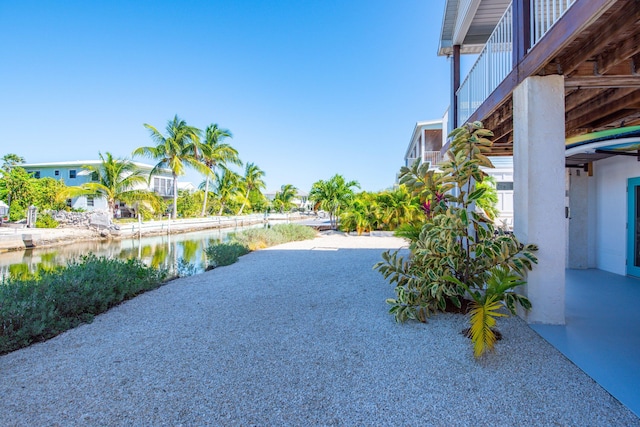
[595,156,640,275]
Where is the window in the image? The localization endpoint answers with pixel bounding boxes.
[87,196,94,207]
[33,171,40,179]
[69,170,77,179]
[54,170,60,177]
[497,182,514,191]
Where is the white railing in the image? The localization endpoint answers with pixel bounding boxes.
[457,4,513,125]
[530,0,576,46]
[423,151,444,167]
[456,0,576,125]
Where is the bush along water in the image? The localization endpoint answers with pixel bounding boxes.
[0,255,167,355]
[374,122,538,358]
[205,223,316,268]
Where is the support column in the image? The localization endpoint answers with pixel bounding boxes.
[513,75,565,324]
[451,45,461,132]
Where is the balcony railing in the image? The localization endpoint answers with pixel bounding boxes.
[456,0,576,125]
[531,0,576,46]
[457,4,513,125]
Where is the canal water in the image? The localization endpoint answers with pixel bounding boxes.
[0,224,265,280]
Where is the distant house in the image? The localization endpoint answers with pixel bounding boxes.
[21,160,174,215]
[404,117,514,228]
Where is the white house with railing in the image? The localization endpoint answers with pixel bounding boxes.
[21,161,174,215]
[437,0,640,325]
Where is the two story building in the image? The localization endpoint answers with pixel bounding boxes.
[439,0,640,325]
[21,160,174,216]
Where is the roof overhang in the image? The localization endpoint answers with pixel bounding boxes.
[438,0,511,56]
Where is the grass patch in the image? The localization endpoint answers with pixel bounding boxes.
[0,255,167,355]
[205,224,317,267]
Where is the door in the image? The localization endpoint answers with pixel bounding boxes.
[627,177,640,277]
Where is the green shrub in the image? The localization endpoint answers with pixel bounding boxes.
[35,213,59,228]
[231,224,316,250]
[0,255,167,355]
[205,224,316,267]
[205,242,250,267]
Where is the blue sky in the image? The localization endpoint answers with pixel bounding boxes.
[0,0,451,192]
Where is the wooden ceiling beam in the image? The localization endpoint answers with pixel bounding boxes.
[565,87,608,111]
[565,88,633,122]
[566,90,640,130]
[596,30,640,74]
[558,0,640,76]
[565,76,640,88]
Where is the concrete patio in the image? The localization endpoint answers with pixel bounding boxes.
[532,269,640,416]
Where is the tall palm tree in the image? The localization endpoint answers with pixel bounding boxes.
[237,162,266,215]
[81,152,161,218]
[214,168,242,215]
[273,184,298,212]
[309,174,360,229]
[133,115,207,219]
[199,124,240,216]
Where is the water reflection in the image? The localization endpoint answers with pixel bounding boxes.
[0,224,263,280]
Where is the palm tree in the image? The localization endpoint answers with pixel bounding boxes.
[133,115,207,219]
[214,168,242,215]
[273,184,298,212]
[379,186,420,231]
[1,153,25,172]
[81,152,162,218]
[237,162,266,214]
[309,174,360,229]
[199,124,240,216]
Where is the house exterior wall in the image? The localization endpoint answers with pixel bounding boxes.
[22,162,174,214]
[594,156,639,275]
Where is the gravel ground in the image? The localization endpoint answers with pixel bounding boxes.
[1,233,638,426]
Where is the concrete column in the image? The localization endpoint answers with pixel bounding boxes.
[513,75,566,324]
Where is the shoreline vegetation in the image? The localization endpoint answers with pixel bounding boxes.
[0,223,317,355]
[0,212,311,252]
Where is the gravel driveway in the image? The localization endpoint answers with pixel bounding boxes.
[1,233,637,426]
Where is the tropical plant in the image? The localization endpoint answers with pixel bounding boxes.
[374,122,538,358]
[237,162,266,215]
[1,153,25,172]
[309,174,360,229]
[213,168,242,215]
[133,115,207,219]
[445,266,531,357]
[198,124,240,216]
[272,184,298,212]
[476,177,500,221]
[339,192,379,235]
[377,186,421,231]
[176,189,204,218]
[79,152,162,218]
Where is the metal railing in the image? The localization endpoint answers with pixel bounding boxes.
[457,4,513,125]
[531,0,576,46]
[456,0,576,125]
